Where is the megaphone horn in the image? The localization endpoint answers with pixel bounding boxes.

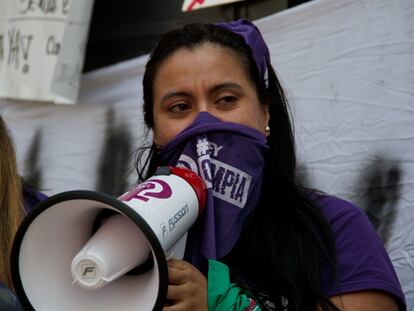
[11,166,206,311]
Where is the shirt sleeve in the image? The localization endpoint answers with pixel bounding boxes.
[0,282,24,311]
[317,195,406,310]
[208,259,262,311]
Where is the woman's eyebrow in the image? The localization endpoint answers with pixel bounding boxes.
[160,83,243,102]
[161,91,192,102]
[210,82,243,94]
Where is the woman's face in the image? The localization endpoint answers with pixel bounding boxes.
[152,43,269,147]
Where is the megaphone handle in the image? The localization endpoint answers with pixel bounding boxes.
[165,233,188,260]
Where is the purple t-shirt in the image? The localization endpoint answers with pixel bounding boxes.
[225,193,406,310]
[316,194,406,309]
[22,186,48,214]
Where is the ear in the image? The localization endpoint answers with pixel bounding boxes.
[263,101,270,137]
[152,128,160,146]
[264,102,270,124]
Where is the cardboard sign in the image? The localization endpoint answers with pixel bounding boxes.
[0,0,94,104]
[181,0,246,12]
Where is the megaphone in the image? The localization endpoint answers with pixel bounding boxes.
[11,166,206,311]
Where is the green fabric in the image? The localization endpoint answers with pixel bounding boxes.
[207,259,262,311]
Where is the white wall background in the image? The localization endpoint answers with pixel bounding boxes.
[1,0,413,307]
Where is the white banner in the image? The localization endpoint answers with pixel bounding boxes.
[1,0,413,307]
[0,0,94,104]
[181,0,246,12]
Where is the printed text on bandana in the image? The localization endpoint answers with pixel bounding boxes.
[176,138,252,208]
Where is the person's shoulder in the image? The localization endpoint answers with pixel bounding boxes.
[311,191,407,309]
[309,191,366,225]
[0,282,23,310]
[22,184,48,214]
[308,191,392,251]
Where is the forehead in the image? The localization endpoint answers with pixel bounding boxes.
[153,43,253,92]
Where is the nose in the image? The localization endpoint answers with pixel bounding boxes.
[196,100,225,119]
[193,104,225,125]
[195,101,209,114]
[192,101,220,120]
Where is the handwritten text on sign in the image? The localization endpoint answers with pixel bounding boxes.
[0,0,94,104]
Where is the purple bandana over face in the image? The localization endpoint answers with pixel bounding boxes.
[157,112,268,271]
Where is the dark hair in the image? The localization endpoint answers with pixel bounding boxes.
[0,115,23,290]
[137,23,339,311]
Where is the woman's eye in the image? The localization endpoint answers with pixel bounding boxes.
[169,103,191,113]
[217,96,237,107]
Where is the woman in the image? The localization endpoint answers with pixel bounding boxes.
[136,19,406,310]
[0,115,23,289]
[0,115,24,310]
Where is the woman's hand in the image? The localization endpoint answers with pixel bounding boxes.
[163,259,208,311]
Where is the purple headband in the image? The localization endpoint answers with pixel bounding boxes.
[215,18,270,85]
